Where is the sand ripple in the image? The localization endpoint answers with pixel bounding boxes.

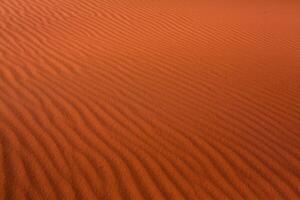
[1,0,300,199]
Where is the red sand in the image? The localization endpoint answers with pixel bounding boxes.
[1,0,300,199]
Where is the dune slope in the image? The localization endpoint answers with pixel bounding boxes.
[1,0,300,199]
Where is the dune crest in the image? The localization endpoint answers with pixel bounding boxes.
[1,0,300,199]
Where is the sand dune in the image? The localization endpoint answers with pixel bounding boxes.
[1,0,300,199]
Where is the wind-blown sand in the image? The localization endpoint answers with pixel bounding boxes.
[1,0,300,199]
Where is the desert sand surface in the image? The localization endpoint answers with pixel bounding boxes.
[1,0,300,199]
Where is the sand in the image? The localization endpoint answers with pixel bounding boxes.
[1,0,300,199]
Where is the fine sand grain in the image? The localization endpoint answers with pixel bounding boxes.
[1,1,300,199]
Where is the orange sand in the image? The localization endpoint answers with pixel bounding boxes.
[1,0,300,199]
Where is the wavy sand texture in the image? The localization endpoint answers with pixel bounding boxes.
[1,0,300,199]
